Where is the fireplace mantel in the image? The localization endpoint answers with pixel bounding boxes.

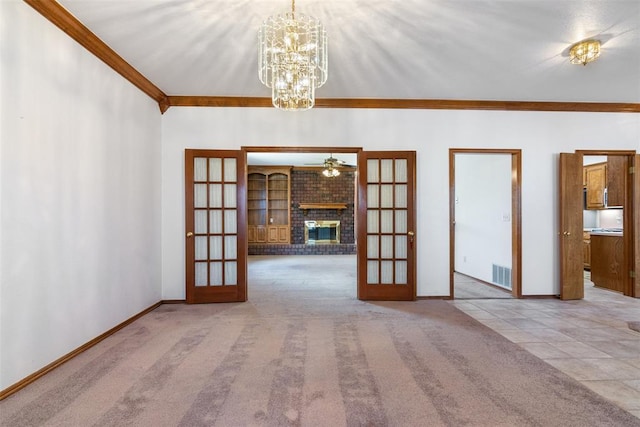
[298,203,347,215]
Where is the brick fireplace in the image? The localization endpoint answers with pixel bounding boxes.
[249,169,356,255]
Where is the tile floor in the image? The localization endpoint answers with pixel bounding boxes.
[450,275,640,419]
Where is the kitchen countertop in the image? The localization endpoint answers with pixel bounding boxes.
[586,228,623,236]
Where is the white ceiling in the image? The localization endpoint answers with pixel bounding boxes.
[247,152,357,167]
[57,0,640,103]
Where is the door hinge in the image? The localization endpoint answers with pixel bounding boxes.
[631,271,637,279]
[629,166,635,174]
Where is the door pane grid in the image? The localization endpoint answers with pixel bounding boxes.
[192,156,240,288]
[359,151,414,299]
[186,150,245,303]
[366,155,408,286]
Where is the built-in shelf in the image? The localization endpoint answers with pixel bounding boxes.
[298,203,348,215]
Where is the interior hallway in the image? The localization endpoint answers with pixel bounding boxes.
[454,272,513,299]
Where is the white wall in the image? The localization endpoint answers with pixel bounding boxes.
[161,108,639,300]
[599,209,624,229]
[454,154,512,285]
[0,2,162,390]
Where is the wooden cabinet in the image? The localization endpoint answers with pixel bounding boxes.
[606,156,626,207]
[584,162,606,209]
[247,167,291,244]
[248,171,267,242]
[583,158,626,209]
[590,234,624,293]
[583,231,591,270]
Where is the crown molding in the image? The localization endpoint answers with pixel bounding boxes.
[166,96,640,113]
[25,1,640,114]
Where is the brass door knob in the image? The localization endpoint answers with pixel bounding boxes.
[186,232,194,238]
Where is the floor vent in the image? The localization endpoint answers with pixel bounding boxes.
[492,264,512,290]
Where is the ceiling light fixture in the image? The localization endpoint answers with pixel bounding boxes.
[320,154,342,177]
[322,165,340,178]
[569,39,601,66]
[259,0,328,111]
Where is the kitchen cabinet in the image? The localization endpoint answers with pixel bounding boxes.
[590,233,624,293]
[248,167,291,244]
[584,162,606,209]
[606,156,626,207]
[583,231,591,270]
[583,158,626,209]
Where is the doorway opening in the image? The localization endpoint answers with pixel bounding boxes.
[244,147,361,299]
[449,149,522,299]
[184,147,417,303]
[560,150,638,299]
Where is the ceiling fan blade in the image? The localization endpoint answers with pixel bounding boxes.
[302,154,356,168]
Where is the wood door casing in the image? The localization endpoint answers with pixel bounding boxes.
[185,149,247,303]
[357,151,416,301]
[559,153,584,300]
[448,149,522,299]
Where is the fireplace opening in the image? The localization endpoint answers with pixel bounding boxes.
[305,220,340,244]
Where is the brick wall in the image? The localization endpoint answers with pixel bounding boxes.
[290,169,355,244]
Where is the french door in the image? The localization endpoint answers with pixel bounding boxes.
[357,151,416,300]
[185,149,247,303]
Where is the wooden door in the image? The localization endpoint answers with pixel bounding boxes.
[559,153,584,300]
[185,150,247,303]
[357,151,416,300]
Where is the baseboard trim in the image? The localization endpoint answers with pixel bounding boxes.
[0,301,162,401]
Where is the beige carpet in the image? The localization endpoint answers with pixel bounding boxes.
[2,255,638,426]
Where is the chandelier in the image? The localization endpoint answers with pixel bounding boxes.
[259,0,328,111]
[569,39,601,66]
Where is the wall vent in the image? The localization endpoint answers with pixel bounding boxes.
[492,264,512,290]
